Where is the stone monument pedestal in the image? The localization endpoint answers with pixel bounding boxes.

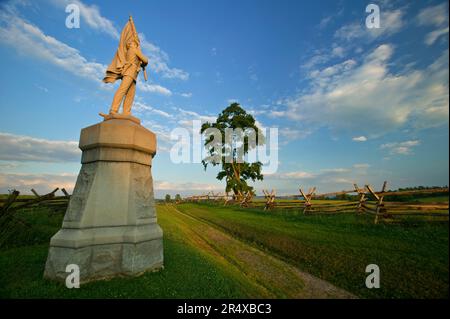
[44,116,163,283]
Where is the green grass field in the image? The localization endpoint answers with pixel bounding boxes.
[176,202,449,298]
[0,201,448,299]
[0,206,254,298]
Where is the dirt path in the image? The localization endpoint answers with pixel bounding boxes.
[163,205,356,299]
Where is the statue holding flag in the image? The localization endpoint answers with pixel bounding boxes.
[102,16,148,117]
[44,17,164,284]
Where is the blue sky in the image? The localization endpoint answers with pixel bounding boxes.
[0,0,448,197]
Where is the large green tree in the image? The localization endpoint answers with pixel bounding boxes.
[200,103,265,200]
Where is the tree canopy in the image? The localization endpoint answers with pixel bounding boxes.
[200,103,265,200]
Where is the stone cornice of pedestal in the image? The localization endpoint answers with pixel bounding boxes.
[79,118,157,165]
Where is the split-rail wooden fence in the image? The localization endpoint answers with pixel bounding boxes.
[182,183,449,224]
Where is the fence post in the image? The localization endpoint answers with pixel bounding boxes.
[31,189,40,197]
[61,188,70,198]
[0,190,20,216]
[299,187,315,214]
[263,189,275,210]
[354,184,366,214]
[366,182,387,224]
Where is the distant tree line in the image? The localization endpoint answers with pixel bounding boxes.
[331,186,448,202]
[382,186,448,202]
[164,194,182,203]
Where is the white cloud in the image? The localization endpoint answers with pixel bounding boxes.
[154,180,222,191]
[34,84,49,92]
[335,23,363,41]
[283,45,449,134]
[308,59,357,83]
[380,140,420,155]
[353,163,370,169]
[177,108,216,124]
[0,12,106,82]
[138,82,172,96]
[332,46,345,58]
[279,127,312,142]
[335,9,404,41]
[180,92,193,98]
[319,16,333,29]
[227,98,239,104]
[141,106,217,153]
[264,163,385,193]
[0,172,223,198]
[134,101,173,118]
[267,171,316,180]
[268,110,286,118]
[321,168,350,173]
[417,3,449,27]
[50,0,119,39]
[425,27,449,45]
[51,0,190,81]
[139,34,189,81]
[0,172,77,194]
[0,132,80,162]
[352,136,367,142]
[301,51,331,69]
[141,120,173,152]
[0,15,174,97]
[417,3,449,46]
[1,0,188,89]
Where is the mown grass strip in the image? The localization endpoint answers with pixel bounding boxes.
[176,202,449,299]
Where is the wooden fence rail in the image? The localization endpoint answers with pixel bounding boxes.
[2,183,448,225]
[0,188,72,246]
[0,188,71,214]
[179,182,449,224]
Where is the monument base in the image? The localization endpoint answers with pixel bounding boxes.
[44,235,163,283]
[44,117,163,283]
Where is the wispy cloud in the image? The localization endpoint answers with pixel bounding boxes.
[279,127,312,143]
[352,136,367,142]
[417,3,449,45]
[424,27,449,46]
[138,82,172,96]
[34,84,49,92]
[139,34,189,81]
[267,171,316,180]
[180,92,193,98]
[380,140,420,155]
[0,2,183,98]
[353,163,370,169]
[417,2,449,27]
[2,0,188,88]
[265,163,379,193]
[334,9,404,42]
[0,172,77,194]
[0,10,106,82]
[154,180,222,191]
[140,106,217,153]
[282,45,449,134]
[134,101,173,118]
[0,132,80,162]
[50,0,119,39]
